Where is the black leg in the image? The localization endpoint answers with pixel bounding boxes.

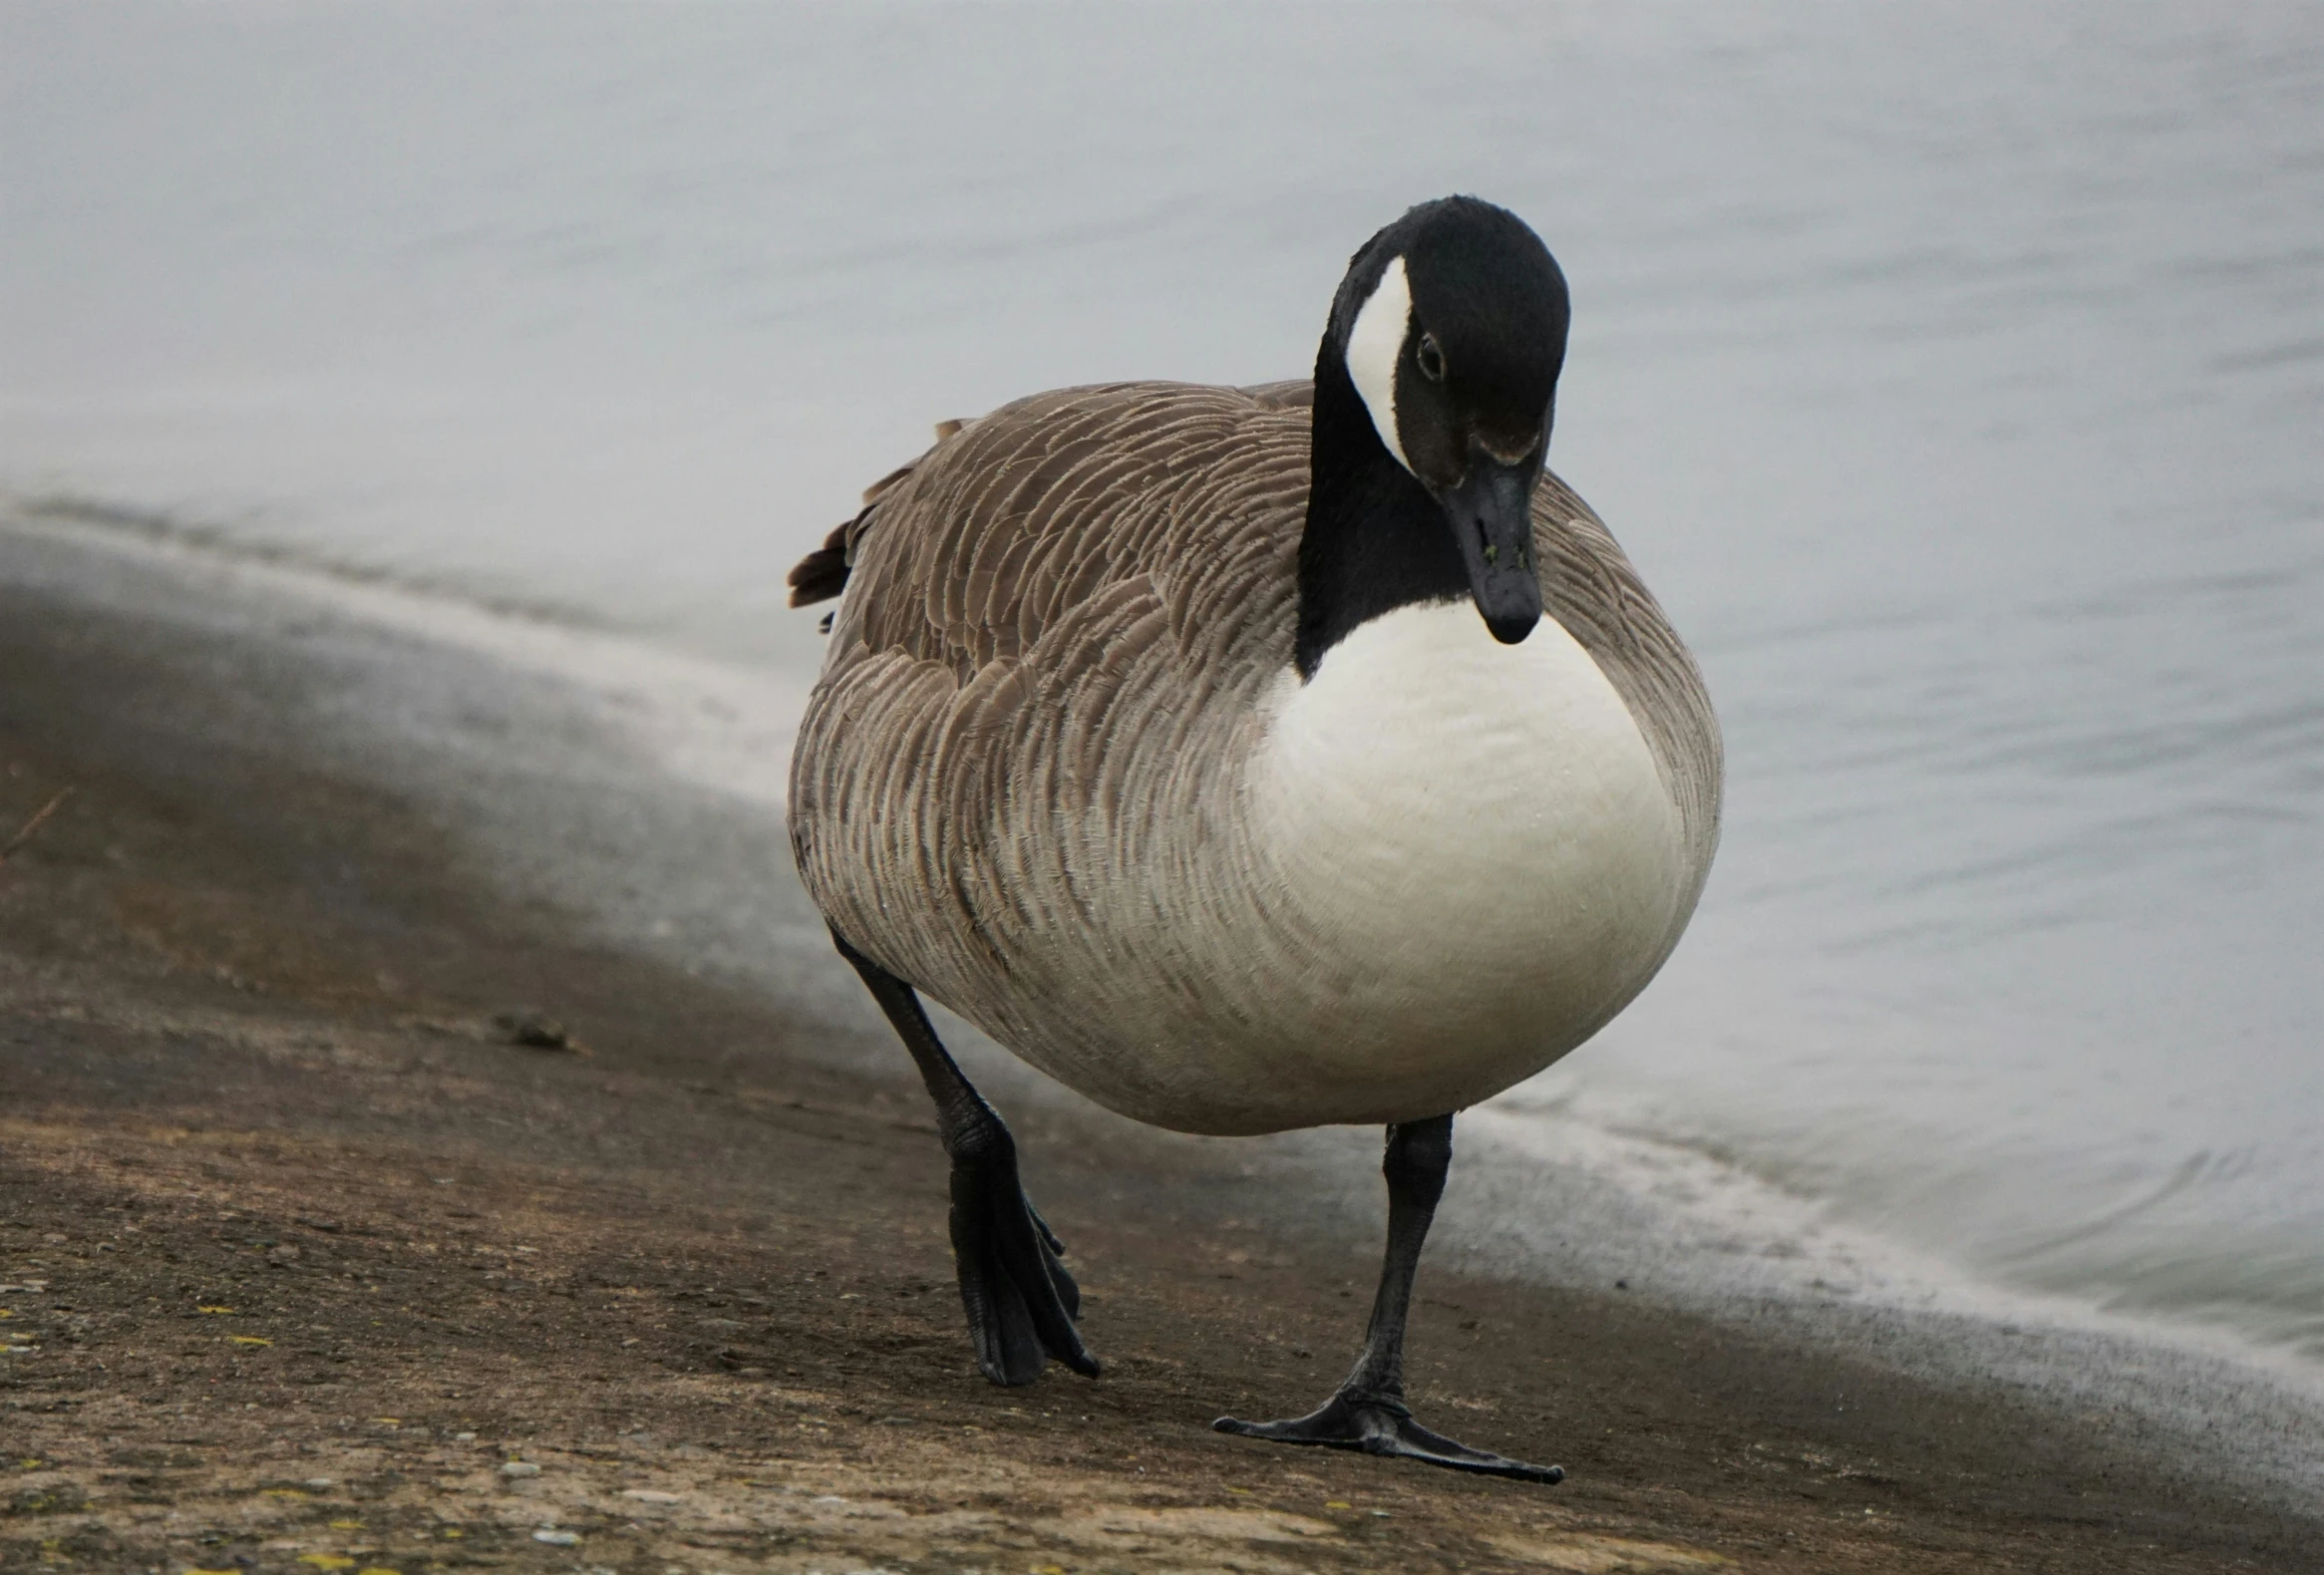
[833,930,1099,1386]
[1213,1114,1562,1482]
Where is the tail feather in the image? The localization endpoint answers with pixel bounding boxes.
[787,517,855,608]
[787,417,974,613]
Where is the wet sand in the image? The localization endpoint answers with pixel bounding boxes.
[2,519,2318,1574]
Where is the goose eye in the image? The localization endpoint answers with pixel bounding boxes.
[1414,333,1447,383]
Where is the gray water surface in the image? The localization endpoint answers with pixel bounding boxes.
[5,1,2320,1366]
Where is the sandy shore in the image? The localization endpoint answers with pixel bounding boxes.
[2,514,2318,1574]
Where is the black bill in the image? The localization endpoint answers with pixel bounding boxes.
[1435,457,1543,644]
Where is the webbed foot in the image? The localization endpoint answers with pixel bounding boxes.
[831,929,1100,1389]
[1213,1390,1562,1482]
[949,1122,1100,1386]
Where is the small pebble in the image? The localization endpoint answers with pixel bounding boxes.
[532,1528,580,1545]
[500,1461,542,1477]
[496,1010,578,1051]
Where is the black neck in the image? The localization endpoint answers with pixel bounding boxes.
[1293,344,1468,680]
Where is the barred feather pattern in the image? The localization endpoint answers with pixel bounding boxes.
[787,380,1720,1133]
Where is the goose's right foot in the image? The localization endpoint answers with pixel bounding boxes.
[947,1115,1099,1385]
[832,929,1100,1387]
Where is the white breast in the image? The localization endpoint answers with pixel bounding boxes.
[1210,598,1690,1125]
[904,597,1695,1136]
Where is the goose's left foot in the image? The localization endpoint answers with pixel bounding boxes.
[1211,1113,1562,1484]
[1213,1392,1562,1481]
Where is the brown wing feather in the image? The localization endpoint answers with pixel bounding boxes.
[790,383,1308,1010]
[824,384,1306,681]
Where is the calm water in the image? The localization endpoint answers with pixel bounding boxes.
[5,2,2320,1366]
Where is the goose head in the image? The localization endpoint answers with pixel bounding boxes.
[1321,196,1571,647]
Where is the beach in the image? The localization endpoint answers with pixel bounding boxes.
[4,518,2319,1575]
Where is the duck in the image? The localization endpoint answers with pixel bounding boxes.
[784,195,1721,1481]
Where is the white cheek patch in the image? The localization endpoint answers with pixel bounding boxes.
[1344,254,1413,472]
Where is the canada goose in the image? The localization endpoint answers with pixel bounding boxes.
[786,196,1720,1481]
